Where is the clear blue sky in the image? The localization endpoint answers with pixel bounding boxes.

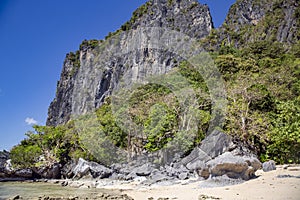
[0,0,236,151]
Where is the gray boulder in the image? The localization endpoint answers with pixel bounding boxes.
[34,163,61,179]
[61,161,76,178]
[148,169,172,184]
[0,150,9,172]
[178,172,189,180]
[134,163,154,176]
[199,130,234,159]
[262,160,276,172]
[181,147,211,166]
[72,158,112,179]
[186,159,207,172]
[181,130,261,181]
[206,152,260,180]
[14,169,33,178]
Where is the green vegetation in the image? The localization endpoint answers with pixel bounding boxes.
[67,50,80,77]
[79,39,101,50]
[121,1,152,31]
[10,123,92,168]
[218,42,300,164]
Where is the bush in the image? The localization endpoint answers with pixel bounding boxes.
[265,100,300,164]
[10,144,42,168]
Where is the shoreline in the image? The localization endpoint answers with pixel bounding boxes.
[1,165,299,200]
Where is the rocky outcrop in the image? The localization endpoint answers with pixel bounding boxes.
[178,130,261,181]
[0,150,9,171]
[65,158,112,179]
[47,52,80,125]
[33,163,61,179]
[232,0,297,44]
[58,131,260,185]
[205,0,300,49]
[47,0,213,126]
[0,153,61,180]
[0,151,11,178]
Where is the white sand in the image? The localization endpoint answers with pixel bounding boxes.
[122,165,300,200]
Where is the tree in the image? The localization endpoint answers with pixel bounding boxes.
[266,100,300,164]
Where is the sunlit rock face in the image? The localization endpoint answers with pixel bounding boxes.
[46,0,213,126]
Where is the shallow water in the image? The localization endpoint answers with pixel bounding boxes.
[0,181,114,199]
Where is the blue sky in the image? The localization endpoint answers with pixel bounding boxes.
[0,0,236,150]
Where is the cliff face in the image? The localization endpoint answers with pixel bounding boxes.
[217,0,299,47]
[47,0,213,126]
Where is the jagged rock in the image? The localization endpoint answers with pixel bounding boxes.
[14,169,33,178]
[134,163,154,176]
[34,163,61,179]
[0,150,9,173]
[199,130,235,159]
[186,159,207,172]
[61,160,76,178]
[149,169,172,184]
[0,150,9,160]
[262,160,276,172]
[4,159,13,173]
[72,158,112,179]
[11,195,22,200]
[217,0,299,47]
[181,148,211,167]
[178,172,189,180]
[180,130,261,180]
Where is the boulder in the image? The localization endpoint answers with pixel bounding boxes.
[181,147,211,166]
[34,163,61,179]
[134,163,154,176]
[149,169,172,184]
[0,150,10,173]
[14,169,33,178]
[262,160,276,172]
[198,167,210,179]
[186,159,207,172]
[61,160,76,178]
[199,130,234,159]
[180,130,261,181]
[178,172,189,180]
[72,158,112,179]
[0,150,9,160]
[206,152,260,180]
[4,159,13,175]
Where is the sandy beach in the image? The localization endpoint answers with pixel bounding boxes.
[1,165,299,200]
[122,165,300,200]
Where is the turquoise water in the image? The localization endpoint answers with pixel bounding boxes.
[0,181,112,199]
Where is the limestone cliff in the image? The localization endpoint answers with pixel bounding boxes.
[216,0,299,47]
[47,0,213,126]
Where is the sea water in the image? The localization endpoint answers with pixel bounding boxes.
[0,181,111,199]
